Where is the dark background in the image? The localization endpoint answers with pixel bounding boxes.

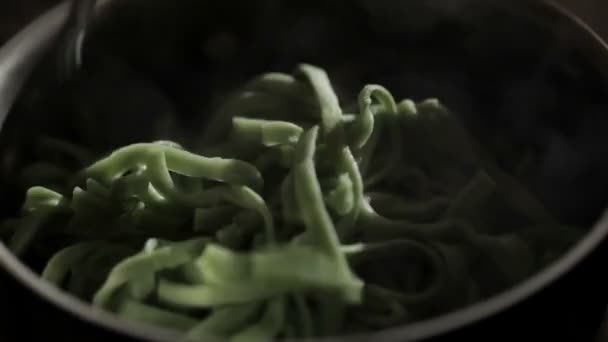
[1,0,605,54]
[1,0,608,341]
[0,0,604,43]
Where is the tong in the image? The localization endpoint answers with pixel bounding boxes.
[55,0,97,83]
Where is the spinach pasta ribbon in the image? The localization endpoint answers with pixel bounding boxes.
[2,63,583,341]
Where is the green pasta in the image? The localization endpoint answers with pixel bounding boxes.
[1,63,583,341]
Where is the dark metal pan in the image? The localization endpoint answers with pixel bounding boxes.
[1,0,607,341]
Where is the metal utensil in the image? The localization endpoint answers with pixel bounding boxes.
[55,0,97,83]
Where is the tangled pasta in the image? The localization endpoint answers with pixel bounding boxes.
[2,64,582,340]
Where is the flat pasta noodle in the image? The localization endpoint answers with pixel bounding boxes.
[1,64,583,341]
